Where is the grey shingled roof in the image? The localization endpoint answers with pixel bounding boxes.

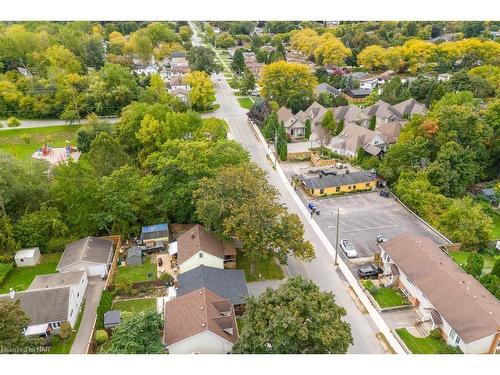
[0,287,71,325]
[301,171,375,190]
[57,237,113,270]
[176,265,249,305]
[28,271,85,290]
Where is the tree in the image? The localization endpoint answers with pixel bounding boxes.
[104,310,164,354]
[216,32,236,48]
[231,48,246,74]
[462,21,484,38]
[335,119,344,136]
[59,321,72,340]
[369,115,377,131]
[129,32,153,62]
[262,112,279,140]
[179,25,192,44]
[259,61,317,113]
[0,213,18,255]
[357,45,387,70]
[186,46,222,74]
[232,277,352,354]
[491,258,500,279]
[276,121,288,161]
[184,71,216,111]
[87,132,130,177]
[313,33,352,66]
[0,299,31,352]
[14,206,68,252]
[316,123,332,147]
[6,117,20,128]
[84,35,105,69]
[247,100,271,127]
[379,77,411,105]
[464,253,484,279]
[238,69,256,95]
[194,164,314,275]
[304,118,311,140]
[321,110,337,135]
[437,197,492,250]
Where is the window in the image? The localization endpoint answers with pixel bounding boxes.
[348,185,352,190]
[81,278,84,284]
[319,188,324,194]
[70,309,74,317]
[199,252,203,258]
[20,259,24,262]
[449,328,457,343]
[336,186,340,192]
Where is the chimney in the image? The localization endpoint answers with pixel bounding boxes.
[9,288,15,299]
[191,231,196,239]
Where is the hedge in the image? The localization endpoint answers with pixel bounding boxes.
[0,263,14,284]
[96,290,114,329]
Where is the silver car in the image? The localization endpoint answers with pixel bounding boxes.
[340,239,358,258]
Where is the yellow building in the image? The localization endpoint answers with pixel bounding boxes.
[300,171,377,197]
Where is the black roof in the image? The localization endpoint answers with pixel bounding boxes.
[345,89,371,98]
[104,310,121,326]
[176,265,249,306]
[301,171,375,190]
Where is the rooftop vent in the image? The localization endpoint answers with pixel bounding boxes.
[201,306,204,310]
[201,323,206,327]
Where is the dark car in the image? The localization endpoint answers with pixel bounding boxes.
[380,189,390,197]
[358,264,382,279]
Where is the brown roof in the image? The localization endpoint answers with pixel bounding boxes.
[177,224,236,264]
[376,121,402,144]
[276,106,294,123]
[380,234,500,343]
[164,287,238,346]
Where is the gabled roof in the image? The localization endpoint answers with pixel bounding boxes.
[295,110,310,123]
[380,234,500,344]
[376,121,402,144]
[177,225,236,264]
[334,123,384,155]
[14,248,39,260]
[333,105,369,124]
[0,287,71,325]
[391,98,427,117]
[276,106,295,123]
[57,237,114,270]
[164,287,238,346]
[28,271,85,291]
[177,265,249,305]
[315,82,341,96]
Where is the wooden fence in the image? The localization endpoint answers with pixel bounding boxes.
[103,235,122,290]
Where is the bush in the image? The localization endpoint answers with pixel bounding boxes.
[114,279,133,296]
[464,252,484,279]
[0,254,14,264]
[20,133,31,144]
[159,272,174,284]
[120,311,133,321]
[59,321,72,340]
[96,291,114,329]
[0,263,13,284]
[95,330,109,345]
[490,257,500,279]
[7,117,20,128]
[46,237,76,254]
[363,280,379,295]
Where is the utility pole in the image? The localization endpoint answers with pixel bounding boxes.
[335,208,340,266]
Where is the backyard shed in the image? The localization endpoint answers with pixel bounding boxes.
[14,248,41,267]
[141,223,169,243]
[104,310,121,329]
[127,247,144,266]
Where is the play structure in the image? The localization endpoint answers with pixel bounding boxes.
[32,140,81,165]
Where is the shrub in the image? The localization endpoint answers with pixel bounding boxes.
[0,263,13,284]
[115,279,133,296]
[120,311,133,321]
[490,257,500,279]
[46,237,76,254]
[464,252,484,279]
[159,272,174,284]
[0,254,14,264]
[59,321,72,340]
[20,133,31,144]
[96,291,114,329]
[7,117,20,128]
[95,330,109,345]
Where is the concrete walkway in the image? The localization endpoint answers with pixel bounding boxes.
[70,278,105,354]
[247,280,285,297]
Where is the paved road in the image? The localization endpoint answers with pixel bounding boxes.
[0,117,120,130]
[70,278,105,354]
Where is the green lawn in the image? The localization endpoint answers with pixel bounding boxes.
[237,97,254,109]
[0,253,62,293]
[48,300,85,354]
[449,251,497,274]
[491,212,500,239]
[363,280,409,308]
[236,251,284,282]
[112,298,156,314]
[0,125,81,160]
[396,328,460,354]
[115,255,157,283]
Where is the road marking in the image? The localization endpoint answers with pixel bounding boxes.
[342,224,399,233]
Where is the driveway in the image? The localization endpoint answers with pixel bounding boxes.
[381,308,421,330]
[247,280,285,297]
[70,277,105,354]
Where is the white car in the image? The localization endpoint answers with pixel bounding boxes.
[340,239,358,258]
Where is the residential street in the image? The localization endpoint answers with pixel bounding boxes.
[70,278,105,354]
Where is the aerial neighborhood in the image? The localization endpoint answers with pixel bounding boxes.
[0,19,499,356]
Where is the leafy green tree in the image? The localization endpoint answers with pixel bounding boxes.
[0,213,18,255]
[179,25,192,44]
[276,121,288,161]
[104,310,164,354]
[369,115,376,130]
[76,118,112,153]
[0,299,31,352]
[84,35,105,69]
[321,110,337,135]
[14,206,68,252]
[262,112,279,140]
[304,118,311,140]
[233,277,352,354]
[6,117,20,128]
[239,69,256,95]
[491,258,500,279]
[197,118,227,141]
[464,253,484,279]
[186,46,222,74]
[231,48,245,74]
[379,77,411,105]
[88,132,130,177]
[479,274,500,298]
[335,119,344,136]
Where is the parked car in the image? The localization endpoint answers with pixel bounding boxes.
[377,235,388,243]
[358,264,382,279]
[380,189,390,197]
[340,239,358,258]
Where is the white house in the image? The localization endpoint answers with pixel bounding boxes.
[133,64,158,76]
[176,225,236,274]
[359,77,378,90]
[438,73,452,82]
[57,236,114,277]
[14,248,41,267]
[0,271,88,336]
[379,234,500,354]
[164,287,238,354]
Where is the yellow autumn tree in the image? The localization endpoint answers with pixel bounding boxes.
[184,71,216,111]
[402,39,437,73]
[290,28,320,56]
[357,45,387,70]
[383,46,406,72]
[313,33,352,66]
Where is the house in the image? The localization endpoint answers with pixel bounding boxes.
[176,265,249,314]
[364,100,401,126]
[127,246,144,266]
[376,121,402,145]
[390,98,427,118]
[176,224,237,274]
[171,56,189,67]
[331,123,387,157]
[300,171,377,197]
[0,271,88,336]
[163,287,238,354]
[304,101,330,127]
[103,310,121,329]
[359,77,378,91]
[314,83,341,97]
[343,88,372,102]
[438,73,452,82]
[57,236,114,277]
[133,64,158,76]
[166,76,190,91]
[379,234,500,354]
[171,87,190,103]
[141,223,169,244]
[276,106,306,139]
[170,65,191,77]
[14,247,41,267]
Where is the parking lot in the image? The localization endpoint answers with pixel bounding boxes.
[297,190,448,263]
